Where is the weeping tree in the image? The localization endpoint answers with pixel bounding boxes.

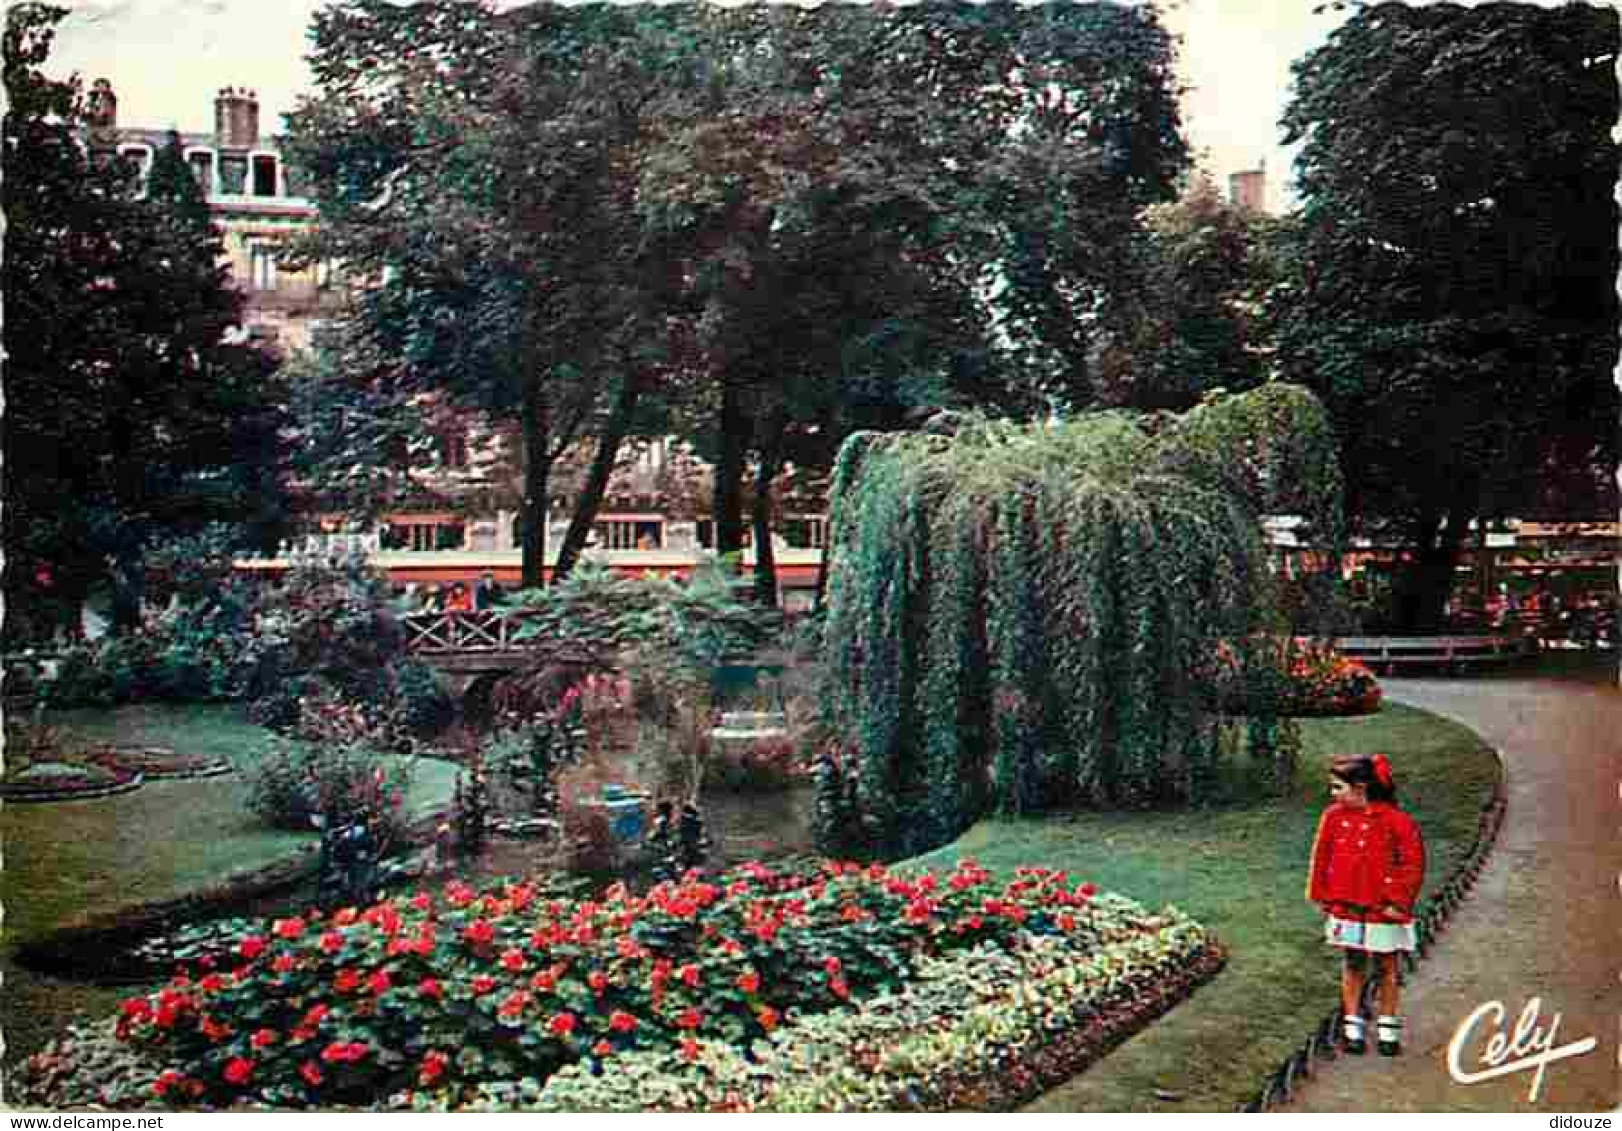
[820,383,1342,858]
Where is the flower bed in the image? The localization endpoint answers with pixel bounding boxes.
[1274,647,1382,716]
[1209,640,1383,718]
[94,860,1217,1110]
[0,760,144,803]
[93,746,235,781]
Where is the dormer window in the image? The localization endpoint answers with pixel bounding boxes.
[252,154,278,197]
[186,149,214,196]
[117,144,153,193]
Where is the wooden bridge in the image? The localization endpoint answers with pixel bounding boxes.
[399,610,574,696]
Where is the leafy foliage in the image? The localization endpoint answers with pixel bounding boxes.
[115,858,1133,1107]
[3,6,285,641]
[1271,1,1619,628]
[822,387,1341,854]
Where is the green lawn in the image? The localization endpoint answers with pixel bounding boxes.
[3,703,459,949]
[910,702,1498,1113]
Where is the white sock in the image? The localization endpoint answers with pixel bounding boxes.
[1377,1015,1403,1042]
[1343,1015,1366,1041]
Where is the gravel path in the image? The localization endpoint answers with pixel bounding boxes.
[1286,667,1620,1113]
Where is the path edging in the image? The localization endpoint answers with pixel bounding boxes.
[1239,744,1510,1112]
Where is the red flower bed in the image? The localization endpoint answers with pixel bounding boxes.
[116,860,1108,1107]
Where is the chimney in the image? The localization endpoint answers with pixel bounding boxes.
[214,86,260,149]
[87,78,118,143]
[1228,163,1267,214]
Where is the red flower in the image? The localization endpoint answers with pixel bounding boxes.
[273,917,305,940]
[223,1057,254,1086]
[368,968,392,995]
[677,963,701,988]
[608,1010,639,1033]
[298,1061,323,1088]
[498,991,531,1019]
[822,956,842,975]
[680,1038,701,1063]
[320,1041,369,1064]
[120,997,151,1021]
[411,891,433,912]
[334,968,362,993]
[1058,913,1076,931]
[419,977,443,999]
[319,930,344,955]
[757,1006,780,1031]
[830,977,850,1000]
[250,1028,278,1049]
[587,969,608,993]
[1077,882,1098,901]
[592,1040,613,1057]
[199,1016,231,1043]
[500,948,527,972]
[302,1003,330,1028]
[471,974,497,995]
[675,1008,702,1030]
[197,973,225,993]
[464,919,495,947]
[237,936,267,961]
[272,955,297,974]
[548,1012,577,1037]
[736,970,760,995]
[152,1070,185,1097]
[418,1049,450,1087]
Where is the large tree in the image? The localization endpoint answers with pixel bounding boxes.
[1273,1,1619,630]
[3,4,282,641]
[286,1,1189,595]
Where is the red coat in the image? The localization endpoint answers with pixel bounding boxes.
[1306,801,1426,923]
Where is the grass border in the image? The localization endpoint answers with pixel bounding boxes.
[1242,745,1509,1112]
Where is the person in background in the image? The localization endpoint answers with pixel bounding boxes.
[474,571,505,611]
[445,581,473,613]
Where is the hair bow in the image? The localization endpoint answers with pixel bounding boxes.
[1372,753,1394,789]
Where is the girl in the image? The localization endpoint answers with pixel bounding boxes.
[1306,752,1426,1056]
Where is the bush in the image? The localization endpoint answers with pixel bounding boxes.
[115,858,1136,1108]
[390,661,457,736]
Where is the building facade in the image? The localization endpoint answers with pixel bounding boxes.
[87,79,342,352]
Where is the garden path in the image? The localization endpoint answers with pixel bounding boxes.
[1286,665,1620,1113]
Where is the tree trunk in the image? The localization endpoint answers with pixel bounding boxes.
[1394,508,1469,632]
[520,379,551,590]
[749,427,784,609]
[712,375,748,560]
[554,376,642,584]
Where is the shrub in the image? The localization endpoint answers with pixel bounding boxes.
[245,697,415,851]
[114,858,1130,1108]
[390,661,457,736]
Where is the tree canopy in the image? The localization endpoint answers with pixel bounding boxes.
[3,3,283,642]
[283,0,1191,593]
[1272,1,1619,628]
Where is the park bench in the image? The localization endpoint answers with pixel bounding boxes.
[1336,634,1537,675]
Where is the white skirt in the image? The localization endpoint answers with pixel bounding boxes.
[1325,915,1417,953]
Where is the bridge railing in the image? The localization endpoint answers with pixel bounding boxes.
[401,610,535,654]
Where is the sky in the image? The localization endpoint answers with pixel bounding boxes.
[39,1,1516,214]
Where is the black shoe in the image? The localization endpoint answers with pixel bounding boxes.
[1377,1039,1401,1057]
[1345,1036,1367,1055]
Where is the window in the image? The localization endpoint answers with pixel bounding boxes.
[117,145,152,193]
[593,519,663,550]
[249,243,278,291]
[186,151,213,196]
[782,516,829,549]
[252,155,278,197]
[438,431,469,470]
[384,522,464,552]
